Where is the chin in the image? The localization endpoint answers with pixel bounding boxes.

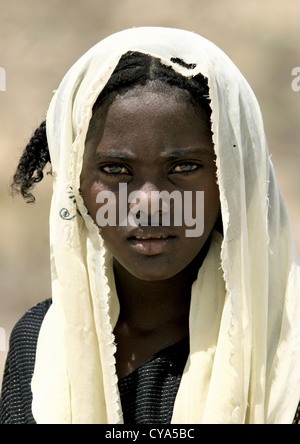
[128,268,175,282]
[124,261,190,283]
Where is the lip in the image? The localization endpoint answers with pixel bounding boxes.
[127,230,176,256]
[128,236,175,255]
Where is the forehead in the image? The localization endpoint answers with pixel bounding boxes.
[86,82,212,153]
[109,87,197,127]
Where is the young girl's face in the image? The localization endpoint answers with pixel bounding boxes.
[81,82,220,281]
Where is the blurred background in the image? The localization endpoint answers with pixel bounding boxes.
[0,0,299,383]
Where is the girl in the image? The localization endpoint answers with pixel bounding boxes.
[1,27,300,424]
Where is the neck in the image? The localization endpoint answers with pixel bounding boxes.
[113,242,209,334]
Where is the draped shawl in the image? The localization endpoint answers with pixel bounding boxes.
[31,27,300,424]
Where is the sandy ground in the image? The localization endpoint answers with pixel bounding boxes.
[0,0,299,384]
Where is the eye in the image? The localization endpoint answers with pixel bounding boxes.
[170,162,201,174]
[101,164,130,175]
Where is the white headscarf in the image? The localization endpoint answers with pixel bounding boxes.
[31,27,300,424]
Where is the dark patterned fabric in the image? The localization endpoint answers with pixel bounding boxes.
[293,403,300,424]
[0,299,52,424]
[118,337,189,424]
[0,299,299,424]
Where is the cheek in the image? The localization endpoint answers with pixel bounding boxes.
[203,183,220,227]
[80,167,109,223]
[189,173,220,234]
[81,184,99,221]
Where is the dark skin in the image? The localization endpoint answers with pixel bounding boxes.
[81,81,220,379]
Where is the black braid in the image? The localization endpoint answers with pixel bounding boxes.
[12,52,211,203]
[11,121,50,203]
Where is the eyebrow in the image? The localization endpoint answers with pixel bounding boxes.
[94,151,134,160]
[94,147,214,161]
[160,147,214,159]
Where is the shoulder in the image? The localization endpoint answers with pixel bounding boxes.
[14,298,52,330]
[7,297,53,378]
[15,298,52,327]
[9,298,52,351]
[0,299,52,424]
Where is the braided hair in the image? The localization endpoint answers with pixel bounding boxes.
[11,120,50,203]
[11,52,212,203]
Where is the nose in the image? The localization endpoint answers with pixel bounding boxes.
[128,182,169,226]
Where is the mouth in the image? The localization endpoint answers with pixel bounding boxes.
[134,235,169,240]
[127,231,176,255]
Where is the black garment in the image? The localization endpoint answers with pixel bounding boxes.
[1,299,300,424]
[118,337,189,424]
[0,299,188,425]
[0,299,52,424]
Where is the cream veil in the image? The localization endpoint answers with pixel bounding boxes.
[31,27,300,424]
